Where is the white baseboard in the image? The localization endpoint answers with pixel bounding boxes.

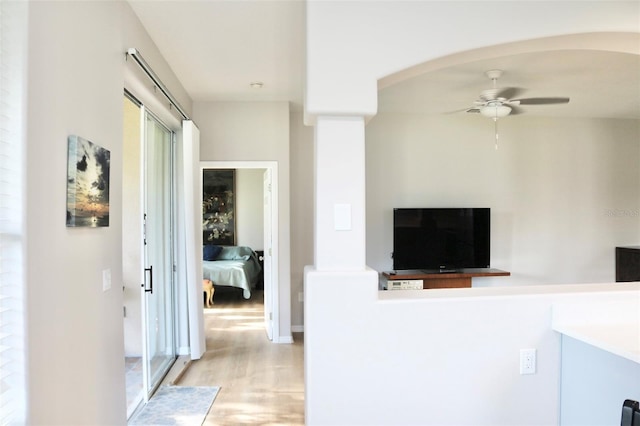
[275,335,294,344]
[291,325,304,333]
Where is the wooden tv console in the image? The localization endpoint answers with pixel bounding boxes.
[382,268,510,289]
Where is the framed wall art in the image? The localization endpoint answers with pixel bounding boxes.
[66,135,110,227]
[202,169,236,245]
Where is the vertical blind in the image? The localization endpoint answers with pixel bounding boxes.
[0,1,28,424]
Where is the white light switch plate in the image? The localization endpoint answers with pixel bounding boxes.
[102,269,111,291]
[334,204,352,231]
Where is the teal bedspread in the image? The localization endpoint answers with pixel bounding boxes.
[202,246,261,299]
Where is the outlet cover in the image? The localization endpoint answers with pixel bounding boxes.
[520,348,536,375]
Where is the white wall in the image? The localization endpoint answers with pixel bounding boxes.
[305,275,640,425]
[122,97,143,357]
[290,112,315,329]
[194,101,292,340]
[305,2,639,118]
[24,2,192,423]
[236,168,264,249]
[365,114,640,284]
[26,3,125,423]
[560,335,640,425]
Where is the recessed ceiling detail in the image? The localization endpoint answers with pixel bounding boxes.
[377,50,640,119]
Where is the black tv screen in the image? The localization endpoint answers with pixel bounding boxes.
[393,208,490,271]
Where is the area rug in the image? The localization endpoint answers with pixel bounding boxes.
[129,385,220,425]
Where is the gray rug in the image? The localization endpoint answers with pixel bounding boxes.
[129,385,220,425]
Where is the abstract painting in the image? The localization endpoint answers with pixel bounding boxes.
[66,135,110,227]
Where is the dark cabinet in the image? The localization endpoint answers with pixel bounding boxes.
[256,250,265,289]
[616,246,640,282]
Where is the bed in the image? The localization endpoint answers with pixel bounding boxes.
[202,245,262,299]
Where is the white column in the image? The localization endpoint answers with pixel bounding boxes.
[305,116,379,425]
[314,116,367,271]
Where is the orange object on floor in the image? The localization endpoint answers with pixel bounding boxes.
[202,279,215,307]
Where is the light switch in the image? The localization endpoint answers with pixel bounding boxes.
[102,269,112,291]
[334,204,352,231]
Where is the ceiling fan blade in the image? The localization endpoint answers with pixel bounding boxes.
[480,87,524,102]
[466,107,481,114]
[495,87,524,101]
[444,106,477,114]
[509,105,525,115]
[510,97,570,105]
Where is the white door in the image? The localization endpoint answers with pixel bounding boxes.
[263,169,273,340]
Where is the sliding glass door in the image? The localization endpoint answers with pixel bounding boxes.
[142,109,176,398]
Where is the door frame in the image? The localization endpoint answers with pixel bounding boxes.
[200,160,279,342]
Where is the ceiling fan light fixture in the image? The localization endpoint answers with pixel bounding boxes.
[480,104,511,119]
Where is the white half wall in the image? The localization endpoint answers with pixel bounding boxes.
[304,275,640,425]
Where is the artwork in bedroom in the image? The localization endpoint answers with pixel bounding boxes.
[66,135,110,227]
[202,169,236,245]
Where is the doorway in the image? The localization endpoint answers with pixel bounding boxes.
[200,161,280,341]
[122,94,178,418]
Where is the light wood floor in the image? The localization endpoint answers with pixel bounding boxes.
[176,287,305,425]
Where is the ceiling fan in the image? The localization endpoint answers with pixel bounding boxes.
[466,69,570,119]
[464,69,569,149]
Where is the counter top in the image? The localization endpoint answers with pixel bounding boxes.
[552,322,640,364]
[552,292,640,364]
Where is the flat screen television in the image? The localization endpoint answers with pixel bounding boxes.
[393,208,490,271]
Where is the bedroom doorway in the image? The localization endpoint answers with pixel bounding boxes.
[200,161,279,341]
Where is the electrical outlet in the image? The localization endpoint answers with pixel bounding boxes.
[520,348,536,375]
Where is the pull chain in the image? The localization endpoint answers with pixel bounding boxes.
[494,117,499,150]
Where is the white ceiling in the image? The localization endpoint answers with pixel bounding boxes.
[378,50,640,119]
[128,0,306,106]
[128,1,640,119]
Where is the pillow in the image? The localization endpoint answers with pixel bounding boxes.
[216,246,254,260]
[203,245,223,261]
